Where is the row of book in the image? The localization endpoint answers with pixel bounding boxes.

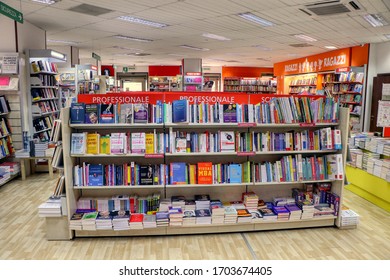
[0,118,11,137]
[0,162,20,185]
[33,116,53,134]
[31,88,57,101]
[0,96,11,114]
[289,77,317,86]
[70,97,340,125]
[73,155,343,187]
[0,137,13,159]
[289,86,317,94]
[337,93,361,104]
[31,60,58,74]
[31,100,59,116]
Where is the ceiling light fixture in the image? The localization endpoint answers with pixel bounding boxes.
[294,34,317,42]
[117,16,167,28]
[363,14,388,27]
[324,46,338,49]
[47,39,78,45]
[202,33,231,41]
[179,45,209,51]
[111,46,143,52]
[238,13,274,27]
[113,35,153,42]
[31,0,61,4]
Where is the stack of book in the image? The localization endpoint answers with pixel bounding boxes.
[249,210,263,223]
[143,214,157,228]
[129,213,144,229]
[224,206,238,224]
[32,142,49,157]
[112,211,130,230]
[314,205,335,217]
[95,211,113,230]
[372,159,383,177]
[229,201,245,210]
[159,199,171,212]
[195,209,212,224]
[0,162,20,176]
[156,211,169,227]
[243,192,259,211]
[168,207,183,226]
[0,166,10,185]
[272,206,290,221]
[195,194,211,210]
[69,212,83,230]
[237,209,252,223]
[38,197,62,217]
[182,210,196,226]
[341,209,359,227]
[381,159,390,180]
[81,211,98,230]
[298,201,315,219]
[259,208,277,221]
[183,199,196,211]
[285,204,302,220]
[171,196,186,209]
[273,197,296,206]
[211,200,224,224]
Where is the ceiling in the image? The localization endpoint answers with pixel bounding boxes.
[4,0,390,67]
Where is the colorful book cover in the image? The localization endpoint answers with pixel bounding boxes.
[131,132,146,154]
[84,104,99,124]
[223,103,237,123]
[86,133,99,154]
[99,103,115,124]
[170,162,187,184]
[220,131,235,151]
[99,135,111,154]
[119,103,133,124]
[197,162,213,184]
[172,99,188,123]
[195,209,211,217]
[88,164,104,186]
[71,132,86,154]
[229,163,242,183]
[133,103,148,123]
[139,165,154,185]
[110,133,125,154]
[145,133,154,154]
[70,103,85,124]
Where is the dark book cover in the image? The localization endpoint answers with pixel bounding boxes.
[172,99,188,123]
[99,103,115,124]
[133,103,148,123]
[88,164,104,186]
[170,162,187,184]
[70,103,85,124]
[139,165,154,185]
[84,104,99,124]
[223,103,237,123]
[195,209,211,217]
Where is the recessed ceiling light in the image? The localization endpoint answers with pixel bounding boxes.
[113,35,153,42]
[111,46,143,52]
[47,39,78,45]
[238,13,274,27]
[363,14,388,27]
[179,45,209,51]
[294,34,317,42]
[324,46,338,49]
[31,0,61,4]
[117,16,167,28]
[202,33,231,41]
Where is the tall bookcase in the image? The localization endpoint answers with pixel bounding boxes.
[60,92,349,239]
[26,49,67,143]
[223,77,277,94]
[75,64,99,95]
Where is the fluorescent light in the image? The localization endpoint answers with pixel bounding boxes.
[114,35,153,42]
[324,46,338,49]
[363,14,388,27]
[294,34,317,42]
[50,50,66,60]
[168,53,186,57]
[238,13,274,27]
[111,46,143,52]
[179,45,209,51]
[202,33,231,41]
[47,39,78,45]
[31,0,61,4]
[117,16,167,28]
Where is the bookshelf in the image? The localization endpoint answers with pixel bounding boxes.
[183,72,202,91]
[59,93,349,239]
[223,77,277,94]
[149,76,182,92]
[58,69,76,107]
[284,73,318,95]
[75,64,99,94]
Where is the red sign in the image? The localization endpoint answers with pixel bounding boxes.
[164,92,248,104]
[185,72,202,76]
[77,92,163,104]
[335,67,351,73]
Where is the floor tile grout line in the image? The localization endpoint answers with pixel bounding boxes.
[241,233,258,260]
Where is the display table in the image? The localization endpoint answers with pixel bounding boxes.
[18,156,53,180]
[345,165,390,212]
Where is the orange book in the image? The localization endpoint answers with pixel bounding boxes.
[197,162,213,184]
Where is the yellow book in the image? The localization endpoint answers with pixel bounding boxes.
[86,133,100,154]
[145,133,154,154]
[99,135,110,154]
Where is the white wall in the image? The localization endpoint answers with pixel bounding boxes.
[0,16,17,52]
[373,41,390,74]
[17,20,45,52]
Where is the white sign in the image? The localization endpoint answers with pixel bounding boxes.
[382,83,390,100]
[377,100,390,127]
[0,53,18,74]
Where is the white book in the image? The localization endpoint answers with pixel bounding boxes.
[71,132,86,155]
[220,131,235,152]
[131,132,146,154]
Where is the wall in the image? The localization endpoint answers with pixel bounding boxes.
[0,16,17,52]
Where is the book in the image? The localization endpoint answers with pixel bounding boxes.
[88,164,104,186]
[197,162,213,184]
[131,132,146,154]
[70,103,85,124]
[133,103,148,123]
[71,132,86,154]
[84,104,99,124]
[119,103,133,124]
[110,133,126,154]
[172,99,188,123]
[99,135,111,154]
[220,131,235,151]
[145,133,154,154]
[99,103,115,124]
[170,162,187,184]
[139,165,154,185]
[229,163,242,183]
[175,137,187,153]
[86,133,100,154]
[223,103,237,123]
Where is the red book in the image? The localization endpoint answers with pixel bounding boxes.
[197,162,213,184]
[130,213,144,223]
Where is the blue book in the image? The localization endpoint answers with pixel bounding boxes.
[170,162,187,184]
[229,163,242,183]
[172,99,188,123]
[99,103,115,124]
[70,103,85,124]
[133,103,148,123]
[84,104,99,124]
[88,164,104,186]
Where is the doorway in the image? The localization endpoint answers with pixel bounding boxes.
[117,72,148,91]
[203,73,221,92]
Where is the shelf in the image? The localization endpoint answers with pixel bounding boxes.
[34,127,52,135]
[33,110,60,119]
[166,150,338,157]
[0,172,20,187]
[289,84,317,87]
[74,185,164,190]
[32,97,59,103]
[166,183,250,188]
[0,134,11,139]
[340,101,360,105]
[252,179,337,186]
[70,153,164,158]
[333,91,361,95]
[166,122,339,128]
[31,86,58,89]
[323,81,362,85]
[0,112,10,116]
[31,71,58,75]
[70,123,164,129]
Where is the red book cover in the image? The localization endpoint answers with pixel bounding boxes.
[130,213,144,223]
[197,162,213,184]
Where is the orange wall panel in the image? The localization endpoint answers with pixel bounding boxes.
[351,44,370,66]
